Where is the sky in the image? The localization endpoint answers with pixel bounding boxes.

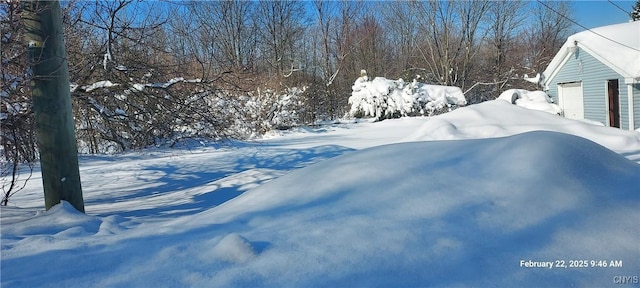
[572,0,636,29]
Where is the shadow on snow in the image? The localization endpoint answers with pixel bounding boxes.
[86,144,355,220]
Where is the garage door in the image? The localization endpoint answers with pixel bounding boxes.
[558,82,584,120]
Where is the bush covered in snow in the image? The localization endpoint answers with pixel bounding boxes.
[267,87,305,130]
[238,87,305,136]
[68,79,308,152]
[497,89,562,115]
[348,73,467,120]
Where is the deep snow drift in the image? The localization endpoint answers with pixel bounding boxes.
[1,101,639,287]
[169,131,639,287]
[403,100,640,157]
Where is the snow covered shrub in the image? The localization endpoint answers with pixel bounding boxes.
[413,81,468,115]
[348,73,467,120]
[269,87,305,130]
[232,87,306,137]
[348,75,411,120]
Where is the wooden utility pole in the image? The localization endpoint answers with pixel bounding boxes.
[23,1,85,212]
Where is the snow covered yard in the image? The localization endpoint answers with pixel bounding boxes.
[1,101,639,287]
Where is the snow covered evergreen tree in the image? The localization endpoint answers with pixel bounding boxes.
[348,72,467,121]
[631,0,640,21]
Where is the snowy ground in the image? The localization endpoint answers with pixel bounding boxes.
[1,101,639,287]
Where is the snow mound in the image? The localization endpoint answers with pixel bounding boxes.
[1,201,100,237]
[193,130,639,286]
[0,201,130,259]
[497,89,562,115]
[405,100,640,154]
[211,233,257,264]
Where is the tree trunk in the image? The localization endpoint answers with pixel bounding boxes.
[23,1,85,212]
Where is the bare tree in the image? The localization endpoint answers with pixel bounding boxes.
[522,1,575,74]
[64,1,243,152]
[380,1,418,78]
[311,0,363,120]
[352,14,389,78]
[476,0,529,97]
[1,1,37,205]
[188,0,256,72]
[255,0,306,78]
[414,0,489,89]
